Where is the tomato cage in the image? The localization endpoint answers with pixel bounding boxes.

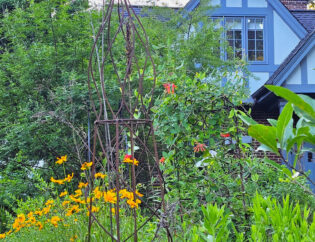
[86,0,171,241]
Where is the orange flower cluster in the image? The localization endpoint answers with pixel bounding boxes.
[123,155,139,166]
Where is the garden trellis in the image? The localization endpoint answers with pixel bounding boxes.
[87,0,171,241]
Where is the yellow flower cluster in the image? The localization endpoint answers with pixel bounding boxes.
[119,189,143,209]
[1,154,145,241]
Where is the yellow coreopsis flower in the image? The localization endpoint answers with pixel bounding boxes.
[78,182,88,189]
[94,172,106,179]
[50,177,65,185]
[56,155,67,165]
[62,200,71,207]
[59,190,68,197]
[136,190,144,197]
[45,199,54,206]
[17,214,25,223]
[42,205,51,215]
[50,216,61,227]
[0,233,5,239]
[36,221,43,231]
[74,189,83,198]
[34,210,43,216]
[127,199,141,209]
[64,173,74,183]
[81,162,93,170]
[69,195,85,204]
[123,154,139,166]
[104,191,117,204]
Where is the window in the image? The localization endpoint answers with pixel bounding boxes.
[212,16,265,62]
[247,18,264,61]
[226,18,243,59]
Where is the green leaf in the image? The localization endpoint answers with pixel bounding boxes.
[249,124,279,155]
[276,102,293,149]
[263,157,282,170]
[267,119,277,127]
[266,85,315,121]
[238,114,258,126]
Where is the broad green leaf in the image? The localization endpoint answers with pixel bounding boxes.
[282,119,294,150]
[266,85,315,121]
[305,134,315,145]
[263,157,282,170]
[277,103,293,149]
[249,124,279,155]
[286,135,306,155]
[282,168,292,177]
[267,119,277,127]
[238,114,258,126]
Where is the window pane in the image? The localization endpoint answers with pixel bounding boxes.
[227,30,233,39]
[235,50,242,59]
[228,40,234,47]
[233,18,242,29]
[248,18,256,29]
[248,40,255,50]
[248,30,255,39]
[235,30,242,39]
[256,40,263,50]
[235,40,242,48]
[256,30,263,39]
[248,51,255,61]
[256,19,264,29]
[257,51,264,61]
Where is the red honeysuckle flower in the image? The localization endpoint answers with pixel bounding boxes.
[159,157,165,163]
[163,83,177,94]
[193,142,207,153]
[220,133,230,138]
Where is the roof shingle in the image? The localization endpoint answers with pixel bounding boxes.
[291,10,315,32]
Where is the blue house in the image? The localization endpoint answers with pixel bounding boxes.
[183,0,315,183]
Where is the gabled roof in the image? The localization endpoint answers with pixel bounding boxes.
[252,29,315,102]
[291,10,315,32]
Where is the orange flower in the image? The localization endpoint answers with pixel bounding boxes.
[163,83,177,94]
[193,142,207,153]
[220,133,230,138]
[159,157,165,163]
[56,155,67,165]
[81,162,93,170]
